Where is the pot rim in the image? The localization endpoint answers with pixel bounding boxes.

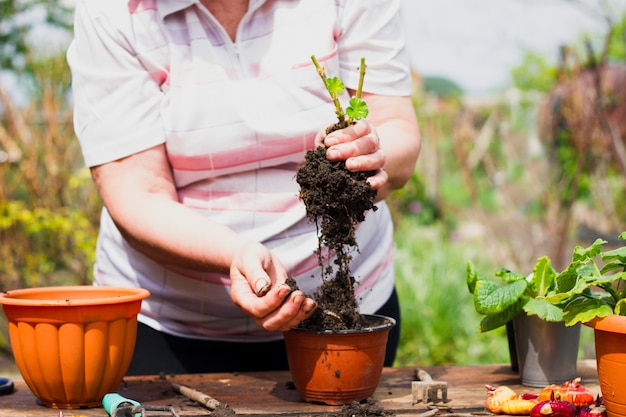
[288,313,396,335]
[584,314,626,333]
[0,285,150,307]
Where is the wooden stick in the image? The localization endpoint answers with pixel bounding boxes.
[171,382,221,411]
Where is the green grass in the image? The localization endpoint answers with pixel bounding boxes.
[392,216,597,367]
[393,217,511,366]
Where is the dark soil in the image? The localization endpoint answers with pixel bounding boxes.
[336,398,395,416]
[210,404,237,416]
[295,130,377,331]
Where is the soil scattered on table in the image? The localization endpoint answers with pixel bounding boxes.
[337,398,395,416]
[210,404,237,416]
[295,133,377,331]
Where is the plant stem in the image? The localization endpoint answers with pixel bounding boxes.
[355,57,366,99]
[346,58,367,125]
[311,54,346,126]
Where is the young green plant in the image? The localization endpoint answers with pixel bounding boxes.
[467,231,626,331]
[310,55,369,128]
[543,233,626,326]
[466,256,567,332]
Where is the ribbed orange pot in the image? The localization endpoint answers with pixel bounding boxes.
[585,315,626,417]
[283,314,395,405]
[0,286,149,409]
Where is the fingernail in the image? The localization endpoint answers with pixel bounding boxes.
[277,284,291,299]
[255,279,271,296]
[304,299,317,314]
[327,149,340,159]
[324,135,337,146]
[291,292,304,305]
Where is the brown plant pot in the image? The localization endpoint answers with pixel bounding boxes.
[0,286,150,409]
[283,314,395,405]
[585,315,626,417]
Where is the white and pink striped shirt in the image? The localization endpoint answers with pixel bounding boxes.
[68,0,412,342]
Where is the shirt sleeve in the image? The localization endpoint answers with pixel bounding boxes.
[336,0,412,96]
[67,0,166,167]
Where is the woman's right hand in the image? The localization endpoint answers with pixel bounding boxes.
[229,241,317,332]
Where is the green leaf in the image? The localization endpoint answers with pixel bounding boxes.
[555,267,578,293]
[563,296,613,326]
[572,238,606,262]
[523,298,563,322]
[601,246,626,266]
[346,97,368,120]
[478,302,523,332]
[546,273,598,304]
[495,268,526,283]
[325,77,345,95]
[529,256,556,297]
[474,279,527,315]
[466,261,478,294]
[615,298,626,315]
[556,261,598,293]
[601,259,626,274]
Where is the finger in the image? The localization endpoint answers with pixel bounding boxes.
[314,126,328,147]
[230,274,292,318]
[324,119,372,147]
[344,148,387,172]
[365,168,388,190]
[259,291,318,332]
[325,123,379,162]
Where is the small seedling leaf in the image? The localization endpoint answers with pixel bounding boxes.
[346,97,368,120]
[325,77,345,95]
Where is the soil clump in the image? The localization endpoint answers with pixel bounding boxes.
[337,398,396,416]
[295,135,377,331]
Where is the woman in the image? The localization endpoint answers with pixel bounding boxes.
[67,0,421,374]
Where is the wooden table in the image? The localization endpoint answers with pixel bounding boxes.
[0,361,600,417]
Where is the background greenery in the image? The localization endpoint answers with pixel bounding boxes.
[1,3,625,368]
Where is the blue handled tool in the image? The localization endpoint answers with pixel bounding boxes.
[102,393,180,417]
[0,378,14,396]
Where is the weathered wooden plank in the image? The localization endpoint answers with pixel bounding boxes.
[0,361,599,417]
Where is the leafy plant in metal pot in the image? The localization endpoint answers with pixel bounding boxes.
[466,255,580,387]
[466,256,567,333]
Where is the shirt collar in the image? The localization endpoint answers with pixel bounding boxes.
[156,0,271,19]
[157,0,197,19]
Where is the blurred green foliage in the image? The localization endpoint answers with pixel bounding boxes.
[0,0,72,73]
[0,51,100,290]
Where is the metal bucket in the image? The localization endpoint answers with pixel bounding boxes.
[513,314,581,387]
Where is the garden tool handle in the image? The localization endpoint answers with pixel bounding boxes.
[415,368,433,382]
[102,393,141,416]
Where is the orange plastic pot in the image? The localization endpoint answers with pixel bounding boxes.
[585,315,626,417]
[0,286,149,409]
[283,314,395,405]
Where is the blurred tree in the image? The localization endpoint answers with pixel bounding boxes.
[0,0,73,74]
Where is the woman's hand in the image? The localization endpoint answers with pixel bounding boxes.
[229,241,317,332]
[315,119,388,190]
[315,94,421,201]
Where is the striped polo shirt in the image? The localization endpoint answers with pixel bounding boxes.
[68,0,412,342]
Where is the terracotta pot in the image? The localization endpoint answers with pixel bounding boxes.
[585,315,626,417]
[282,314,395,405]
[0,286,149,409]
